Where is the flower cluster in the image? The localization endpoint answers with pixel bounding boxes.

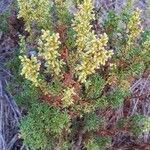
[73,0,113,83]
[19,55,40,86]
[38,30,64,76]
[72,0,95,51]
[127,8,142,42]
[62,87,75,108]
[17,0,50,31]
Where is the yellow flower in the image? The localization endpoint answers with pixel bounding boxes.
[73,0,113,83]
[127,8,143,43]
[17,0,50,31]
[19,55,40,86]
[120,80,130,91]
[38,30,64,76]
[62,87,75,108]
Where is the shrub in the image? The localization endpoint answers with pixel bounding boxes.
[117,114,149,137]
[20,102,70,149]
[15,0,150,149]
[84,136,111,150]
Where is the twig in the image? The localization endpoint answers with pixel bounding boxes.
[0,80,3,97]
[129,78,142,92]
[20,144,25,150]
[0,65,13,77]
[130,98,139,116]
[73,131,83,150]
[6,134,18,150]
[139,75,150,96]
[0,134,6,150]
[4,92,21,119]
[0,90,6,150]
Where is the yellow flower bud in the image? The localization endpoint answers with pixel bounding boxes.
[17,0,50,31]
[72,0,113,83]
[62,87,75,108]
[19,55,40,86]
[127,8,143,42]
[38,30,65,76]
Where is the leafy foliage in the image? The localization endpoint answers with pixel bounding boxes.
[107,88,129,108]
[0,12,10,32]
[6,0,149,149]
[20,102,70,149]
[117,114,150,137]
[84,136,111,150]
[84,112,103,131]
[6,48,40,109]
[85,74,106,99]
[130,114,145,137]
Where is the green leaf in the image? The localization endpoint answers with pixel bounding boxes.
[84,113,103,131]
[107,88,129,108]
[85,74,106,99]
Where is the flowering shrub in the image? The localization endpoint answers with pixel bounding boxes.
[38,30,64,76]
[17,0,51,31]
[19,55,40,86]
[16,0,150,149]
